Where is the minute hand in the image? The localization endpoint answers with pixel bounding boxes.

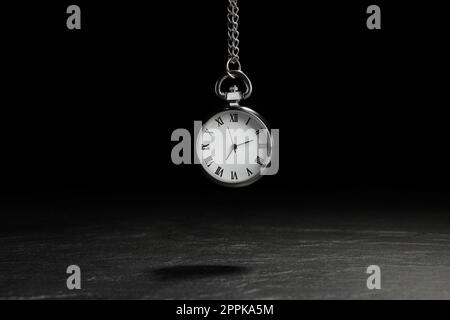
[235,140,254,147]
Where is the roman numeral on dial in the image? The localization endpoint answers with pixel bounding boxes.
[202,144,209,150]
[230,113,238,122]
[204,156,214,167]
[215,117,224,127]
[215,166,224,177]
[231,171,238,180]
[256,156,264,166]
[246,168,253,176]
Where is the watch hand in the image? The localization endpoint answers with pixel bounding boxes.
[226,127,234,147]
[225,146,234,161]
[225,143,238,161]
[235,140,254,147]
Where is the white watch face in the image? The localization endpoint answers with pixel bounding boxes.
[196,107,272,186]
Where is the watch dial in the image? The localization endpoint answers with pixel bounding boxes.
[196,108,272,186]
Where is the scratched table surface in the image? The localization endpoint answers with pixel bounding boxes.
[1,201,450,300]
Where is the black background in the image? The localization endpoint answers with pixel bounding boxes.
[1,1,449,215]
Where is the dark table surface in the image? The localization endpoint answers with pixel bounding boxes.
[1,199,450,300]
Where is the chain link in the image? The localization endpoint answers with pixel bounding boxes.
[227,0,240,70]
[216,0,253,100]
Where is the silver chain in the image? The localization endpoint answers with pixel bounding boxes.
[216,0,252,101]
[227,0,241,71]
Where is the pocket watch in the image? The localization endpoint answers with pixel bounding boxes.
[195,0,272,187]
[195,71,272,187]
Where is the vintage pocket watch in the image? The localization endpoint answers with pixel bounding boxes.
[195,0,273,187]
